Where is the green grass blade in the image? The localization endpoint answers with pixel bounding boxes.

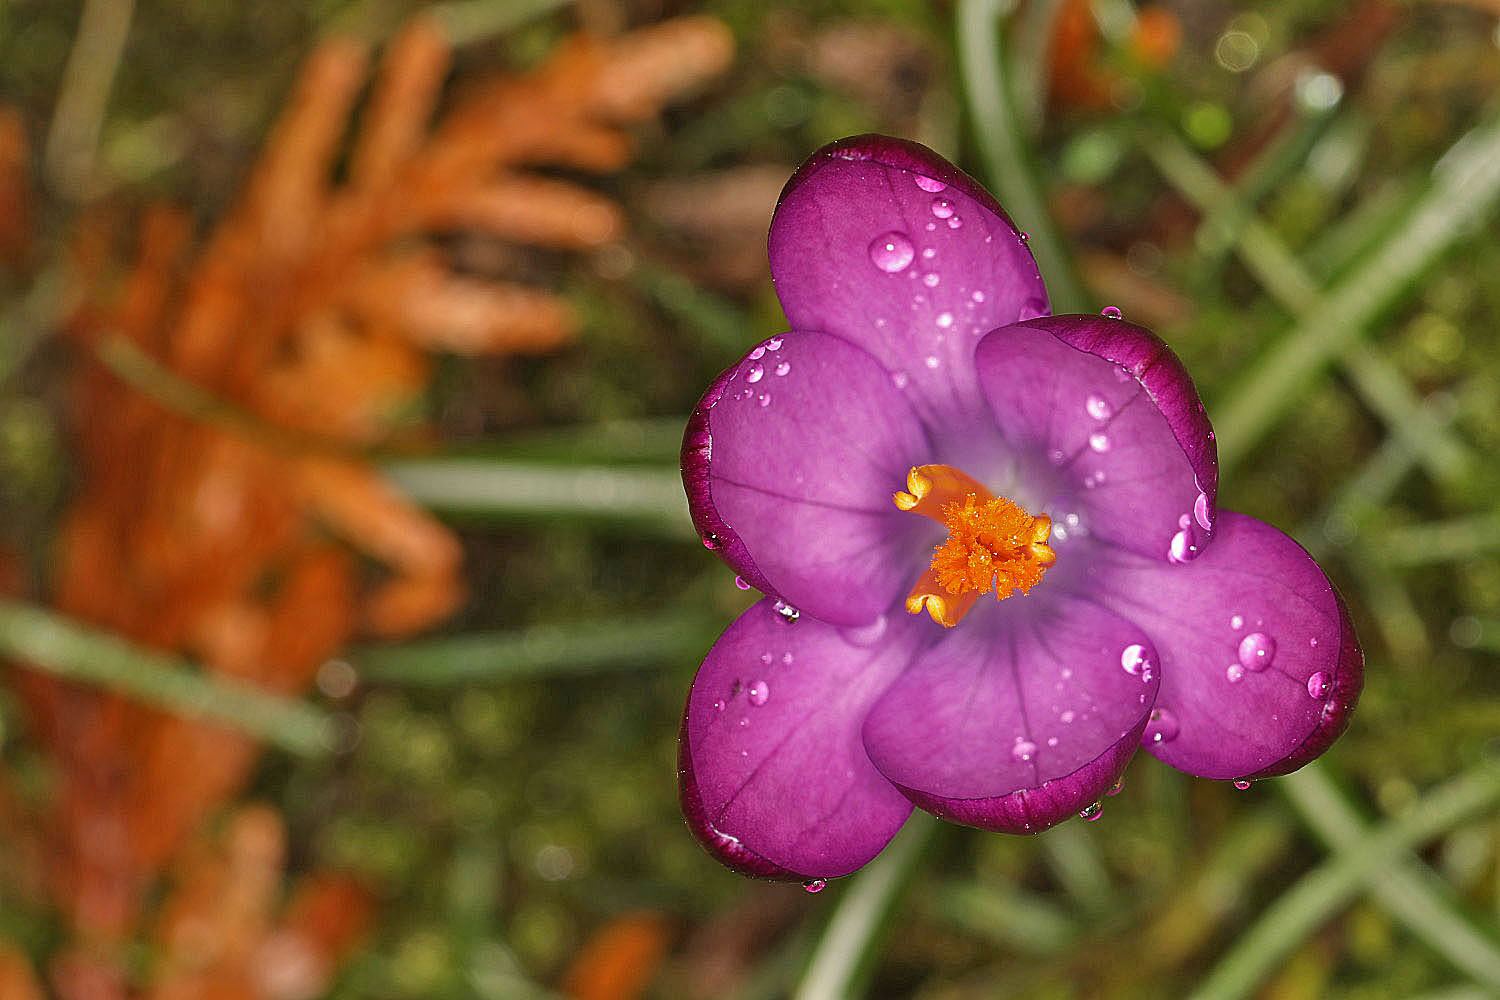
[356,612,722,685]
[0,599,333,755]
[1188,760,1500,1000]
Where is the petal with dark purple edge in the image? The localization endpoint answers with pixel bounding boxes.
[680,599,923,880]
[974,316,1217,563]
[861,597,1159,833]
[1085,511,1363,781]
[768,135,1049,429]
[683,331,934,627]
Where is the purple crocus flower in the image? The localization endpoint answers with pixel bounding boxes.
[678,135,1363,883]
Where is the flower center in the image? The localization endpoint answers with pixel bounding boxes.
[892,464,1056,628]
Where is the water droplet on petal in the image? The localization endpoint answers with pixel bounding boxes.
[734,575,751,590]
[971,290,985,303]
[1019,231,1031,243]
[759,652,772,665]
[1237,633,1276,672]
[1106,778,1124,796]
[1233,779,1252,790]
[922,272,940,288]
[1225,663,1245,683]
[1060,710,1076,724]
[702,533,720,550]
[1120,643,1152,677]
[1085,394,1113,420]
[766,336,783,351]
[914,174,947,193]
[890,371,909,389]
[758,393,771,407]
[746,363,765,383]
[1307,671,1331,699]
[936,311,954,329]
[749,345,766,360]
[1194,492,1213,531]
[924,355,941,369]
[946,215,964,229]
[803,878,828,893]
[1088,431,1110,453]
[1230,614,1244,630]
[1079,801,1103,821]
[1011,739,1038,762]
[775,360,791,376]
[1101,305,1123,319]
[931,197,955,219]
[1146,707,1179,743]
[747,680,769,706]
[1169,524,1200,563]
[781,652,794,665]
[921,247,936,260]
[869,231,915,273]
[713,699,726,712]
[774,600,800,623]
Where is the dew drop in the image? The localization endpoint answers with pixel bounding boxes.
[746,363,765,383]
[1079,801,1104,821]
[1307,671,1331,699]
[1230,614,1244,630]
[890,371,909,389]
[749,345,766,360]
[1101,305,1123,319]
[1019,231,1031,242]
[713,699,726,712]
[921,247,936,260]
[1047,736,1059,747]
[1146,707,1179,743]
[758,393,771,408]
[936,311,954,329]
[1106,778,1125,796]
[782,652,794,665]
[1120,643,1152,677]
[931,197,955,219]
[1019,297,1048,321]
[922,272,940,288]
[774,600,800,623]
[946,215,964,229]
[775,360,791,377]
[1225,663,1245,684]
[734,575,751,591]
[1309,637,1319,648]
[1088,431,1110,453]
[1168,524,1200,563]
[924,355,941,369]
[1233,779,1252,791]
[747,680,769,706]
[1085,394,1113,421]
[1011,739,1038,762]
[971,290,986,303]
[766,336,783,351]
[1060,710,1076,724]
[913,174,947,193]
[702,533,720,550]
[1194,492,1213,531]
[759,652,772,665]
[869,231,915,273]
[1237,632,1276,672]
[803,878,828,893]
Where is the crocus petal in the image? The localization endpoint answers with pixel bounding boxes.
[974,316,1217,563]
[861,597,1158,833]
[680,599,922,879]
[769,135,1049,428]
[1087,511,1363,780]
[683,331,934,626]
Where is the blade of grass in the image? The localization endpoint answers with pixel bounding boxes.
[0,599,333,755]
[956,0,1090,313]
[1210,106,1500,472]
[381,458,691,536]
[1188,758,1500,1000]
[1373,513,1500,568]
[1143,131,1471,480]
[1280,764,1500,990]
[932,878,1078,954]
[355,612,722,685]
[792,812,940,1000]
[1040,821,1114,919]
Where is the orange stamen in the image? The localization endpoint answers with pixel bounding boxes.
[894,464,1056,628]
